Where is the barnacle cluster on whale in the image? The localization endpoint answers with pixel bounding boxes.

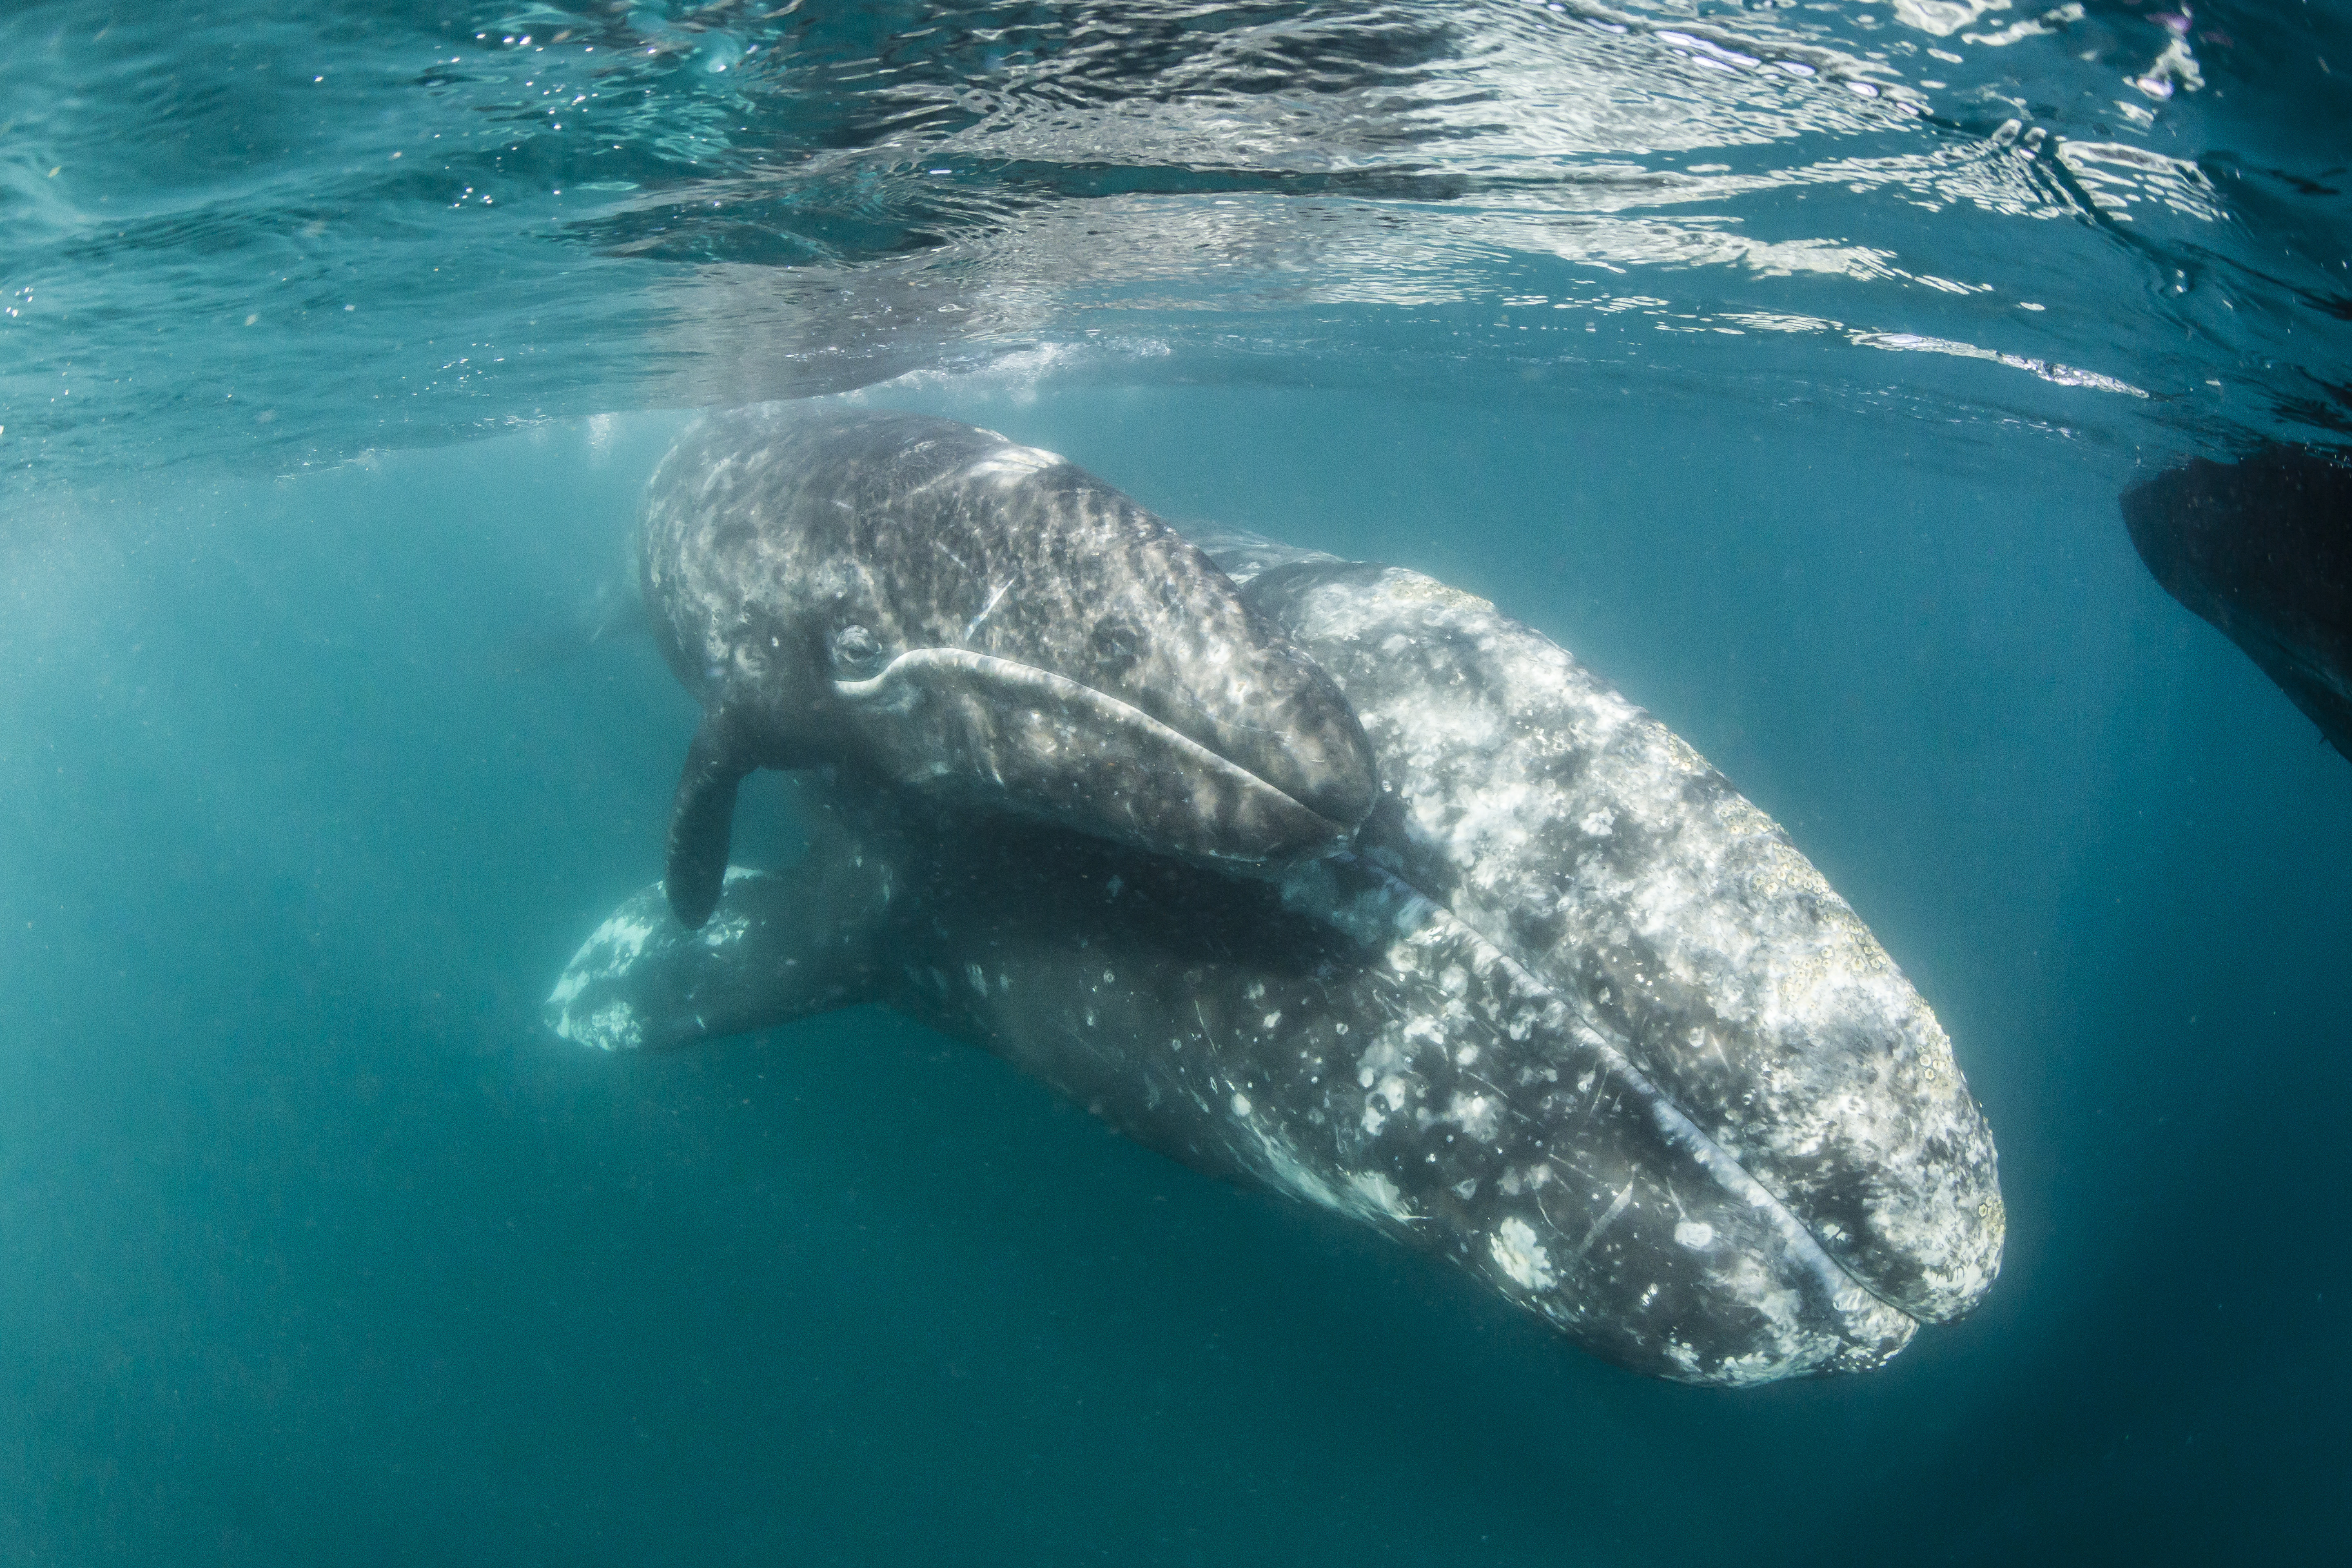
[550,407,2003,1387]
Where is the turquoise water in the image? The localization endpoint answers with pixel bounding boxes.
[4,2,2350,1563]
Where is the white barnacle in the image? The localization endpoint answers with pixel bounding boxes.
[1444,1091,1499,1143]
[961,444,1062,485]
[1489,1217,1557,1291]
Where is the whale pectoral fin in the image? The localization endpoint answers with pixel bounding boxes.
[666,712,751,929]
[548,844,902,1053]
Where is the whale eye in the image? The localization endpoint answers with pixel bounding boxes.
[829,623,884,678]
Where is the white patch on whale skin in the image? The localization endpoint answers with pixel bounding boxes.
[960,445,1064,486]
[588,912,659,972]
[1490,1217,1557,1292]
[1443,1090,1499,1143]
[549,900,678,1045]
[560,999,643,1053]
[700,911,750,948]
[1228,1112,1353,1220]
[1498,1163,1552,1196]
[1224,1059,1420,1225]
[1347,1170,1412,1222]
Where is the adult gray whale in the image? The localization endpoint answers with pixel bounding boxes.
[550,531,2002,1385]
[1223,537,2001,1325]
[640,407,1376,926]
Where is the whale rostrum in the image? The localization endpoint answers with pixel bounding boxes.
[640,407,1379,927]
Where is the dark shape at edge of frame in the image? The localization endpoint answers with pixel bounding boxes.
[2123,442,2352,764]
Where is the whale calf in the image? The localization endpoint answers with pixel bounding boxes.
[552,483,2001,1384]
[639,407,1376,926]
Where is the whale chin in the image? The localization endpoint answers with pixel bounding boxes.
[836,646,1365,866]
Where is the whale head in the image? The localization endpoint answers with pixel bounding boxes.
[641,407,1377,927]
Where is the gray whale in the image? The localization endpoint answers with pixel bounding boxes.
[640,407,1376,926]
[1228,539,2000,1325]
[552,513,2001,1385]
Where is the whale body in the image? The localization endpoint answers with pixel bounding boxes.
[552,500,2002,1384]
[639,407,1377,926]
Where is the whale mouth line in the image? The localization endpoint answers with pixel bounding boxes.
[833,646,1357,860]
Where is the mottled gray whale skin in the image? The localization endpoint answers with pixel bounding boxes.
[551,804,1918,1385]
[640,407,1377,926]
[551,537,2001,1384]
[1227,543,2003,1325]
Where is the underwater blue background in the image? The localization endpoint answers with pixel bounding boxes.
[8,382,2349,1564]
[5,0,2351,1562]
